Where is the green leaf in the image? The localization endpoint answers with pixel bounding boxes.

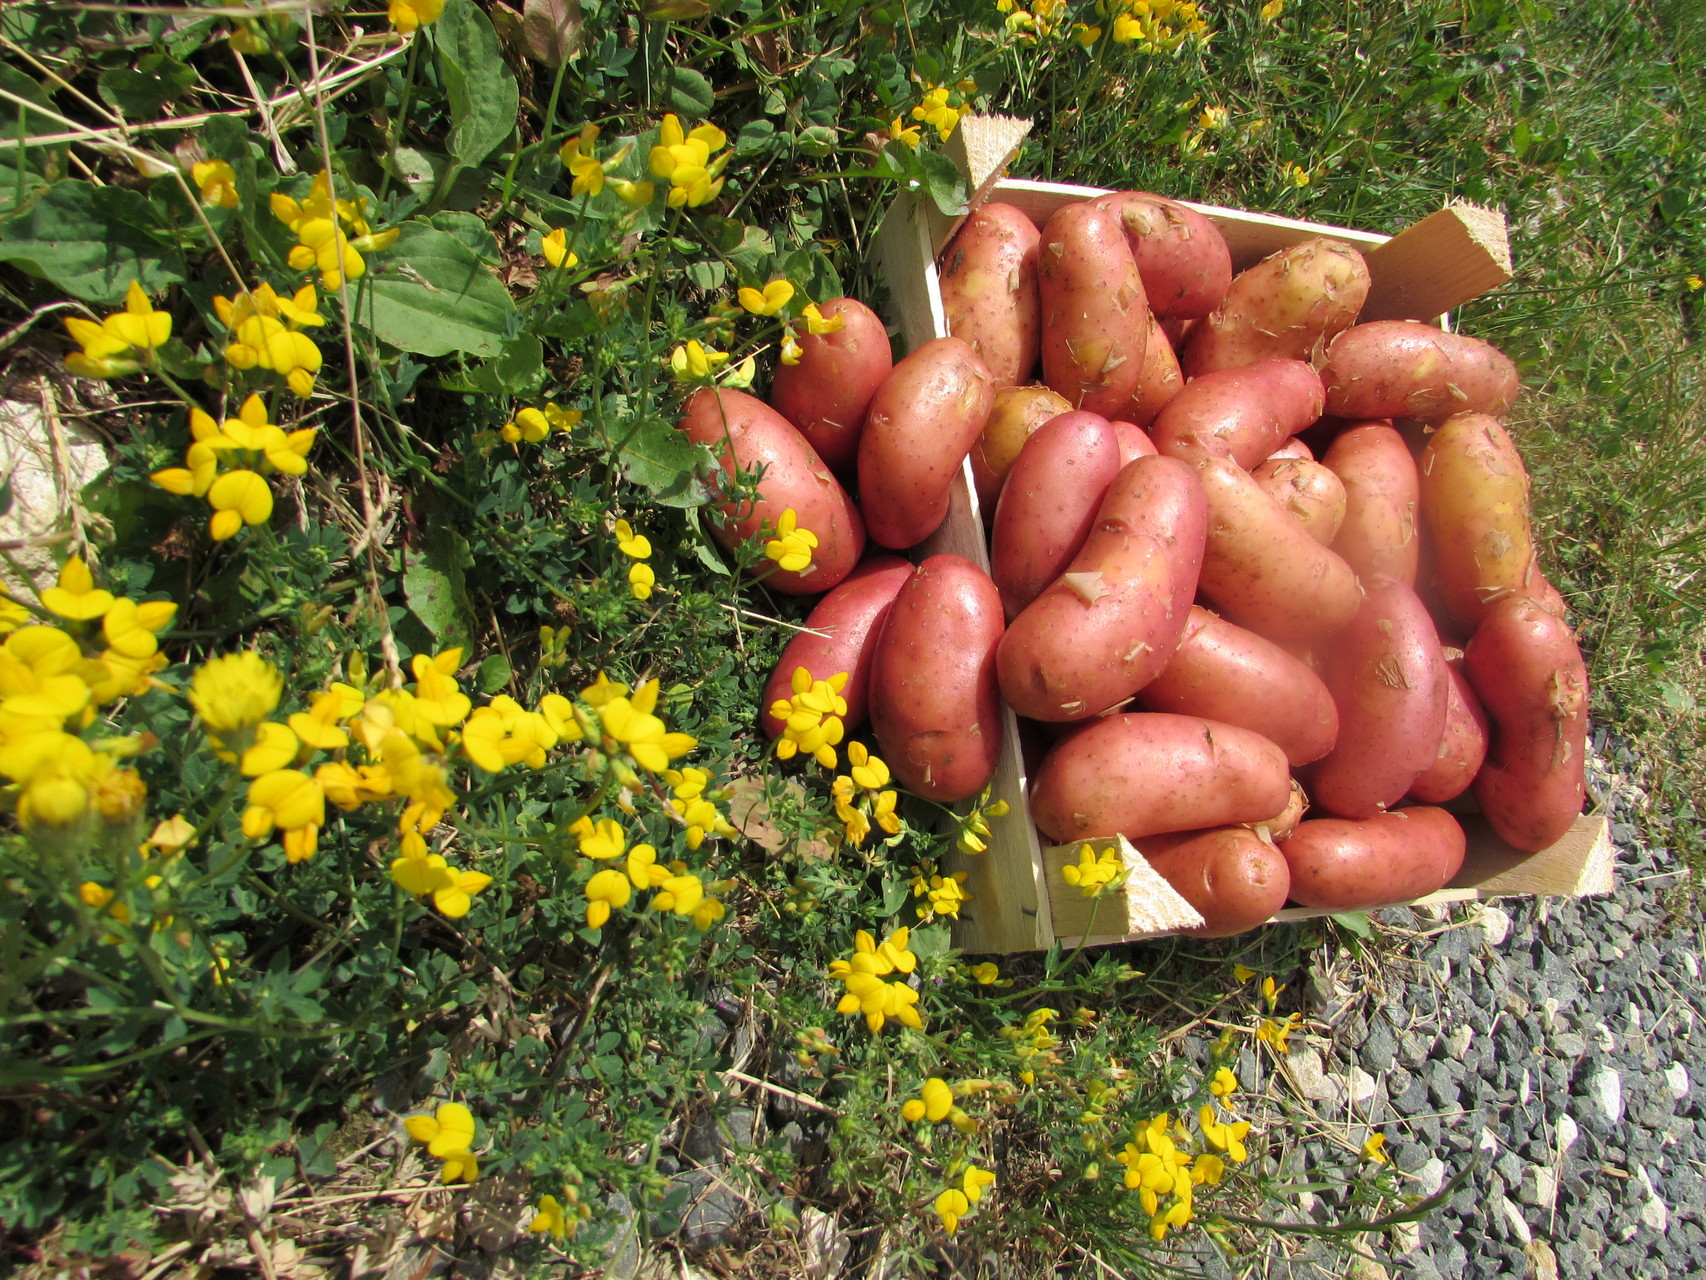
[477,654,513,694]
[97,54,195,118]
[362,224,515,358]
[402,526,475,651]
[430,211,500,262]
[663,66,715,118]
[200,112,276,267]
[615,414,708,507]
[1329,910,1373,939]
[437,0,519,170]
[0,181,187,302]
[0,67,68,216]
[918,148,969,218]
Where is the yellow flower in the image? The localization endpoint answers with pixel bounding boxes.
[1362,1131,1389,1164]
[502,407,552,445]
[1256,1013,1302,1053]
[439,1149,478,1183]
[389,0,445,34]
[560,124,625,198]
[597,679,695,773]
[63,282,171,380]
[1283,162,1311,189]
[669,339,729,381]
[1073,21,1102,45]
[237,722,299,776]
[433,867,493,919]
[769,666,847,769]
[738,280,795,316]
[585,868,632,927]
[190,652,282,733]
[391,847,456,897]
[530,1194,569,1240]
[205,470,273,540]
[901,1077,955,1123]
[648,113,730,208]
[611,178,655,206]
[628,563,656,601]
[1261,976,1286,1010]
[912,88,962,142]
[1198,1106,1252,1163]
[970,962,1000,985]
[1060,842,1123,897]
[764,508,818,574]
[272,170,399,291]
[887,117,921,150]
[215,283,324,399]
[1232,963,1257,982]
[614,519,652,560]
[934,1187,969,1235]
[800,303,844,335]
[1260,0,1285,19]
[780,333,803,365]
[241,768,325,863]
[405,1101,475,1157]
[541,227,578,270]
[1209,1066,1237,1099]
[1198,105,1229,131]
[1191,1152,1226,1186]
[39,555,115,622]
[100,598,176,659]
[572,815,627,862]
[827,927,922,1033]
[1688,274,1703,291]
[192,159,240,209]
[962,1164,995,1204]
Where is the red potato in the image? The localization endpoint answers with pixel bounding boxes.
[1419,411,1540,626]
[1320,320,1520,420]
[1192,454,1363,644]
[1127,311,1184,427]
[759,556,914,739]
[1136,606,1339,767]
[1088,191,1233,319]
[970,384,1075,512]
[1324,422,1418,588]
[1280,807,1467,911]
[1138,827,1292,937]
[859,337,996,549]
[990,412,1125,620]
[940,203,1042,389]
[1464,596,1590,852]
[768,297,893,473]
[1268,437,1314,462]
[677,387,865,594]
[1112,420,1159,466]
[1308,582,1449,819]
[1251,457,1347,545]
[1183,237,1371,377]
[1408,658,1489,804]
[1030,712,1293,843]
[1038,202,1149,418]
[998,455,1207,721]
[1152,359,1326,470]
[867,555,1005,803]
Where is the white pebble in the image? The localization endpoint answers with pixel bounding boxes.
[1684,951,1700,981]
[1447,1024,1474,1058]
[1519,1067,1532,1107]
[1591,1067,1625,1126]
[1596,1022,1617,1054]
[1628,1003,1644,1032]
[1556,1113,1580,1155]
[1637,1166,1669,1234]
[1414,1156,1448,1198]
[1665,1063,1690,1100]
[1524,1165,1559,1209]
[1479,905,1511,947]
[1500,1195,1533,1246]
[1478,1126,1501,1155]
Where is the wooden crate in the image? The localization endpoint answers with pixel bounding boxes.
[872,116,1613,954]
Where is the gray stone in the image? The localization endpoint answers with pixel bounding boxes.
[1552,1031,1588,1059]
[1666,1063,1690,1100]
[682,1106,759,1163]
[672,1167,745,1249]
[1362,1020,1400,1072]
[1446,1023,1474,1059]
[1399,1031,1435,1070]
[1428,1060,1460,1109]
[1413,1156,1448,1198]
[1396,1078,1431,1113]
[1288,1047,1342,1103]
[603,1193,643,1280]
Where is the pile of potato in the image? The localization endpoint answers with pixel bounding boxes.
[685,191,1588,938]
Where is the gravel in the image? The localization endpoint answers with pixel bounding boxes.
[1267,732,1706,1278]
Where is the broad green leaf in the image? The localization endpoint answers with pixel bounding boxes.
[0,181,187,302]
[97,54,195,118]
[0,67,67,217]
[615,414,709,507]
[1329,910,1373,939]
[429,210,500,262]
[477,654,513,694]
[493,334,543,392]
[918,148,969,218]
[663,66,715,118]
[362,224,515,358]
[437,0,519,170]
[402,527,474,651]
